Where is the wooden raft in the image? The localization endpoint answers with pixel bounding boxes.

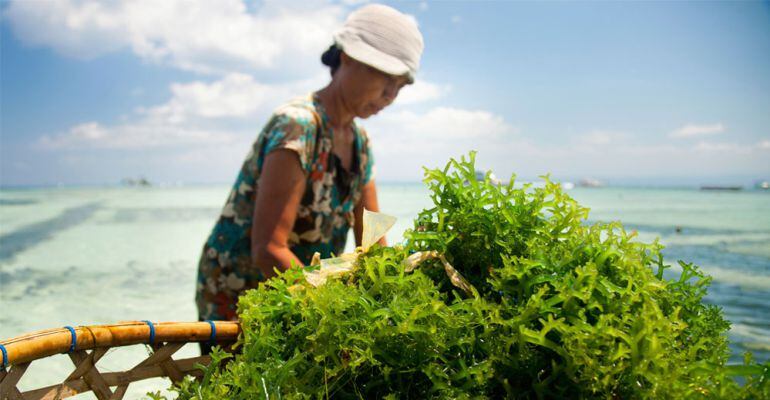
[0,321,240,400]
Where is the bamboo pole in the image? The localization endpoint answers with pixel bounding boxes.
[1,321,240,366]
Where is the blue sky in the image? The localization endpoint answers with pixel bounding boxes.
[1,0,769,186]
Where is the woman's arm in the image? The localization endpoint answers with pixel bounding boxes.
[354,180,387,247]
[251,149,306,279]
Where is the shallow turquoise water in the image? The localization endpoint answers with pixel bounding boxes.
[1,184,768,397]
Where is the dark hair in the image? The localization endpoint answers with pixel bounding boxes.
[321,44,342,77]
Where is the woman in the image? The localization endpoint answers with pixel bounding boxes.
[195,4,424,325]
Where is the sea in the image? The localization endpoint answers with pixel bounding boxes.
[1,183,768,398]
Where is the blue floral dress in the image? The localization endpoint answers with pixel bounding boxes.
[196,93,375,321]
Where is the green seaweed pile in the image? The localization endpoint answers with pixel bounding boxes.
[163,153,768,399]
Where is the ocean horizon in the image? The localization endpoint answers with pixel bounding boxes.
[2,176,769,190]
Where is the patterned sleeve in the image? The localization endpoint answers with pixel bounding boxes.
[258,105,319,174]
[359,127,376,185]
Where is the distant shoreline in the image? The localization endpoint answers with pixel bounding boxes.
[2,182,768,191]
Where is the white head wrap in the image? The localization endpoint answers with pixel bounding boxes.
[333,4,424,83]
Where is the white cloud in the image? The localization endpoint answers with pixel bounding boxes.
[361,106,518,178]
[670,122,725,138]
[138,74,447,125]
[36,73,320,150]
[38,71,454,151]
[38,121,238,150]
[393,80,451,106]
[4,0,344,75]
[2,1,128,58]
[456,139,767,183]
[142,72,326,123]
[451,15,462,24]
[371,107,514,142]
[27,98,770,183]
[360,114,769,181]
[419,2,429,11]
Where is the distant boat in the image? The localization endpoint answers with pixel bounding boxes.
[578,178,603,188]
[121,177,152,187]
[700,185,742,191]
[755,181,769,190]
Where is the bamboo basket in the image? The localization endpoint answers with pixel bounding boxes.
[0,321,240,400]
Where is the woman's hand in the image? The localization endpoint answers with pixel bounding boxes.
[354,180,387,247]
[251,149,306,278]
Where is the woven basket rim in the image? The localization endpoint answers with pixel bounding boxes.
[1,320,241,366]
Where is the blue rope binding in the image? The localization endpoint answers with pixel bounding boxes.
[64,326,77,352]
[0,343,8,369]
[142,320,155,345]
[206,320,216,345]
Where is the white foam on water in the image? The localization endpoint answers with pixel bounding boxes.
[726,242,770,259]
[661,232,770,247]
[665,260,770,291]
[729,323,770,347]
[698,265,770,290]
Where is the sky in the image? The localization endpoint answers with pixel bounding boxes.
[1,0,769,187]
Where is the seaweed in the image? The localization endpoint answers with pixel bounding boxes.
[164,152,769,399]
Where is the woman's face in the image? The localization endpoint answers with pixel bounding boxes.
[337,53,410,119]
